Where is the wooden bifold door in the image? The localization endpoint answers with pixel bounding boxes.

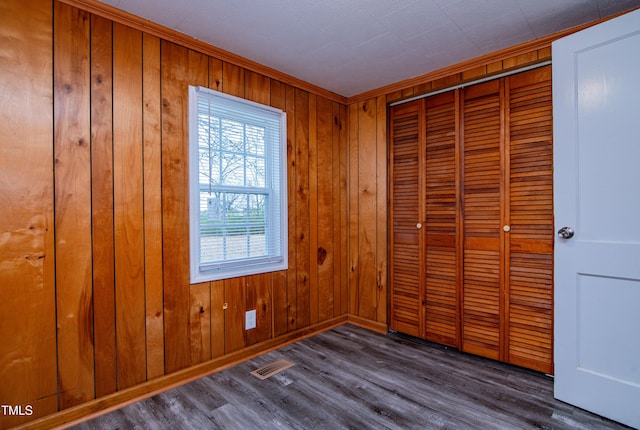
[389,66,553,374]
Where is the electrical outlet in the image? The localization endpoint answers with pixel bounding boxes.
[245,309,256,330]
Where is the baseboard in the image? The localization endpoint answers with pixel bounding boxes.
[15,315,348,430]
[346,315,388,334]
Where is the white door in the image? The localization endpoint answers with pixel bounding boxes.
[553,9,640,429]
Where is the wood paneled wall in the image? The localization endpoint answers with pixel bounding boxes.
[0,1,348,427]
[347,97,389,328]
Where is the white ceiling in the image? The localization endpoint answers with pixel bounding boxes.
[98,0,639,97]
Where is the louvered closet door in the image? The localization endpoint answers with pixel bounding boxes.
[424,91,458,347]
[505,66,553,374]
[389,100,424,337]
[461,80,503,360]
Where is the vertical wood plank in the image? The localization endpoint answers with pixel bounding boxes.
[142,32,165,381]
[53,2,95,408]
[332,102,343,318]
[245,70,270,105]
[339,104,349,316]
[272,270,288,337]
[225,277,247,353]
[347,103,360,316]
[246,273,273,346]
[295,89,311,328]
[113,21,146,390]
[90,14,116,397]
[190,282,212,365]
[317,96,335,321]
[269,80,289,337]
[223,61,244,97]
[285,84,298,331]
[357,98,378,321]
[161,40,191,373]
[0,0,57,425]
[308,94,319,325]
[211,280,225,358]
[375,95,388,324]
[209,57,223,92]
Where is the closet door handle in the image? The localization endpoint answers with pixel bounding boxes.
[416,223,423,229]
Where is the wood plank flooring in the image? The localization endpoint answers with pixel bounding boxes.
[73,324,630,429]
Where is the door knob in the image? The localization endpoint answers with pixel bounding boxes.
[557,226,574,239]
[416,223,422,229]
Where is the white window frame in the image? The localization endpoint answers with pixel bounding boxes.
[189,86,288,283]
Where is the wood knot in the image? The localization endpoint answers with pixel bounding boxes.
[317,247,327,265]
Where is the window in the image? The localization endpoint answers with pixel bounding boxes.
[189,86,287,282]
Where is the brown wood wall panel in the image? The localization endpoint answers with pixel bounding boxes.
[375,95,388,324]
[161,40,192,373]
[338,104,350,318]
[309,94,319,325]
[246,273,273,346]
[211,280,226,358]
[348,102,360,316]
[346,97,388,327]
[269,79,292,336]
[113,21,147,390]
[190,282,212,364]
[285,84,299,333]
[53,2,95,408]
[0,1,348,426]
[0,0,58,427]
[142,32,165,381]
[90,14,117,398]
[295,88,311,329]
[357,99,379,321]
[225,277,247,353]
[317,96,336,321]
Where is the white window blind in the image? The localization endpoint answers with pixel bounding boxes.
[189,86,287,282]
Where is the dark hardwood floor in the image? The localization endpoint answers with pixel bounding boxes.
[73,324,630,429]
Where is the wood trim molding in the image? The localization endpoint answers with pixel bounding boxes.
[346,8,639,104]
[56,0,348,104]
[347,315,388,334]
[16,316,348,430]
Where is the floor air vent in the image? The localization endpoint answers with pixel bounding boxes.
[250,359,294,380]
